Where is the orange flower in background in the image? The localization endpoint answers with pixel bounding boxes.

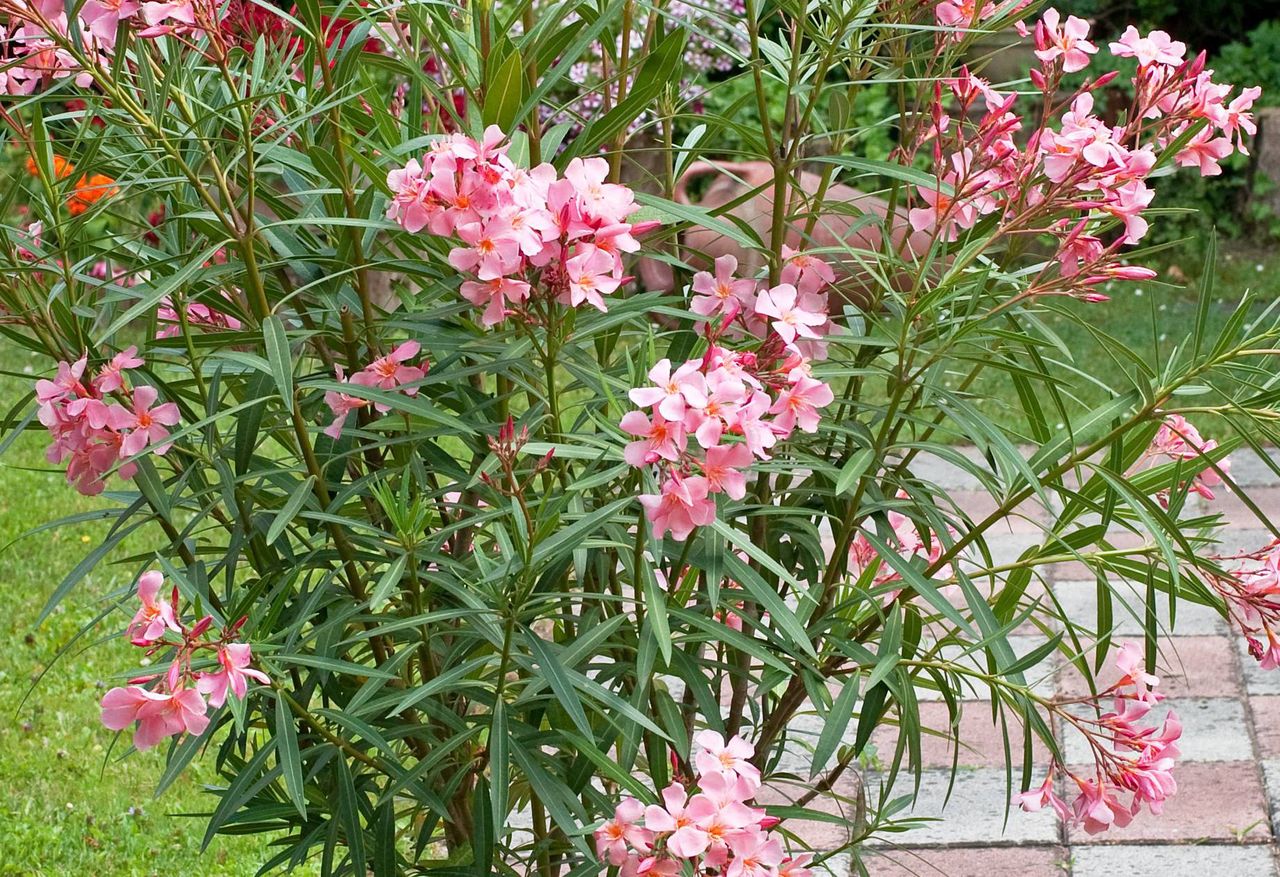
[25,154,75,180]
[24,152,118,215]
[68,173,119,216]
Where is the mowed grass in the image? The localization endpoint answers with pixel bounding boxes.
[0,345,296,876]
[966,245,1280,438]
[0,244,1273,875]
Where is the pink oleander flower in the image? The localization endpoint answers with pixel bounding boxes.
[595,798,651,866]
[691,255,755,317]
[448,219,523,280]
[352,341,426,395]
[699,443,753,500]
[100,684,209,750]
[779,247,836,294]
[768,375,834,435]
[197,642,270,708]
[752,284,826,345]
[459,276,531,327]
[645,784,710,859]
[1109,26,1186,68]
[693,729,761,786]
[724,829,784,877]
[126,569,180,645]
[639,474,716,541]
[386,158,431,232]
[92,346,143,394]
[563,156,637,225]
[80,0,140,44]
[1014,774,1071,820]
[323,367,373,440]
[621,410,686,466]
[109,384,180,457]
[908,182,977,242]
[563,245,622,311]
[629,359,709,423]
[1174,125,1233,176]
[1143,414,1228,501]
[1034,8,1097,73]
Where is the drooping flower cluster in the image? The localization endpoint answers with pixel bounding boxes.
[1199,539,1280,669]
[322,341,428,439]
[1137,414,1228,504]
[1018,643,1181,835]
[100,570,269,750]
[595,731,813,877]
[849,491,956,599]
[622,252,835,541]
[155,293,243,339]
[384,126,655,325]
[912,9,1260,302]
[933,0,1030,41]
[36,348,180,495]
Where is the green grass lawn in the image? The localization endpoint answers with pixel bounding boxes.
[966,245,1280,438]
[0,244,1274,875]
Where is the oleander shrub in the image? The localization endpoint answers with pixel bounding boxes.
[1,0,1278,875]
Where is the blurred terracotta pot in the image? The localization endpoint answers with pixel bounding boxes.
[637,160,935,306]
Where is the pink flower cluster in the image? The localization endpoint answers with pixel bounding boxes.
[155,293,242,339]
[385,126,656,324]
[595,731,812,877]
[0,0,101,94]
[1017,643,1181,834]
[912,10,1259,302]
[0,0,215,95]
[100,570,268,750]
[933,0,1030,40]
[36,348,180,495]
[848,491,956,599]
[1201,539,1280,669]
[1138,414,1228,504]
[623,252,836,541]
[322,341,427,439]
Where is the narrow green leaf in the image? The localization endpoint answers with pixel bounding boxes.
[267,475,315,545]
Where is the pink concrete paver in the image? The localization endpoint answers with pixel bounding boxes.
[862,845,1069,876]
[1066,763,1271,843]
[870,700,1051,769]
[1206,486,1280,528]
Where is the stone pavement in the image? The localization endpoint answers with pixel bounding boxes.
[787,447,1280,877]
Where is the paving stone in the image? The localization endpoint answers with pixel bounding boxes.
[1221,448,1280,487]
[1254,697,1280,758]
[1055,635,1238,699]
[1261,759,1280,838]
[1053,579,1227,637]
[862,845,1069,876]
[1071,843,1277,877]
[1209,488,1280,529]
[1067,763,1270,843]
[870,699,1051,770]
[864,769,1060,845]
[1062,698,1251,764]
